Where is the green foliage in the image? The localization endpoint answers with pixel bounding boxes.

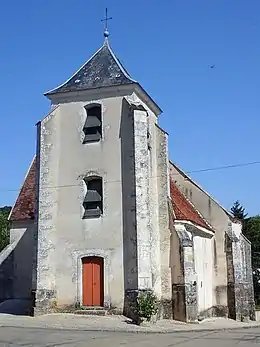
[75,301,81,309]
[230,200,248,220]
[243,216,260,268]
[137,291,158,321]
[51,299,58,309]
[0,206,12,252]
[243,215,260,305]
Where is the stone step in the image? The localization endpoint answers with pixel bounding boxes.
[75,307,107,316]
[80,306,104,310]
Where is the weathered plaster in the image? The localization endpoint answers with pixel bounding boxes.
[172,223,197,322]
[36,106,60,311]
[36,97,128,312]
[133,108,152,289]
[226,222,255,321]
[155,125,172,318]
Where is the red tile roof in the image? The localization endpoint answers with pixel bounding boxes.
[9,158,36,221]
[170,179,212,230]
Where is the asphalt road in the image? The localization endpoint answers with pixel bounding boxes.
[0,327,260,346]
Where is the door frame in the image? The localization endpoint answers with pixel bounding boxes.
[76,250,110,308]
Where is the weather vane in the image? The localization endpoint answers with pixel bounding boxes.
[101,8,112,38]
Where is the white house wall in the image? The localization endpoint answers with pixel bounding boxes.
[193,234,214,317]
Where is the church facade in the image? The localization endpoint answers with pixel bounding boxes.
[2,34,255,322]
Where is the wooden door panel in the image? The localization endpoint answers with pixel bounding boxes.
[82,261,93,306]
[93,260,101,306]
[82,257,104,307]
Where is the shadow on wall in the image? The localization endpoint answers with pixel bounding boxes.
[120,99,138,318]
[225,233,236,320]
[170,232,187,322]
[0,225,35,315]
[0,246,14,303]
[198,305,228,319]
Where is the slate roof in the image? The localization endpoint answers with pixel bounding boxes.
[45,40,136,96]
[170,178,212,230]
[9,158,36,222]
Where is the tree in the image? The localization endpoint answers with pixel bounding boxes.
[230,200,248,220]
[243,216,260,305]
[0,206,12,252]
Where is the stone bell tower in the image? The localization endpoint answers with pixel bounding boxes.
[34,18,171,317]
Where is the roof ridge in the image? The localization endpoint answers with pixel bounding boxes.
[105,41,136,82]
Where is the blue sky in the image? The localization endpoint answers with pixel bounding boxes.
[0,0,259,216]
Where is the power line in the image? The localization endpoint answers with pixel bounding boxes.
[1,160,260,193]
[186,160,260,174]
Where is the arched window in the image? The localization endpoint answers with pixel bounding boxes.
[83,104,102,143]
[83,176,103,218]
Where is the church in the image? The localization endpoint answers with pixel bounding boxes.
[1,27,255,322]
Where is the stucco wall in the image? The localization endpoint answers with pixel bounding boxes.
[0,244,14,302]
[36,96,128,310]
[193,232,214,317]
[0,220,35,302]
[10,220,36,298]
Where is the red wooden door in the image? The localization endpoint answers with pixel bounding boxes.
[82,257,104,306]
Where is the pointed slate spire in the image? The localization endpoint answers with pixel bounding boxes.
[44,10,162,116]
[44,40,136,96]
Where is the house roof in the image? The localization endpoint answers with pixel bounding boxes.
[9,158,36,222]
[170,178,212,230]
[44,39,136,96]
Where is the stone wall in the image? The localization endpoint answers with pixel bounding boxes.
[156,125,172,318]
[132,106,152,289]
[172,223,198,322]
[121,99,139,306]
[35,107,59,314]
[226,223,255,321]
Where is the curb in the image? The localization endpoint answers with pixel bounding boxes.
[0,323,260,334]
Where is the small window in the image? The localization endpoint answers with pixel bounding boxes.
[83,105,102,143]
[83,177,103,218]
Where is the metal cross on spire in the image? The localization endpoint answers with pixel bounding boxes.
[101,8,112,39]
